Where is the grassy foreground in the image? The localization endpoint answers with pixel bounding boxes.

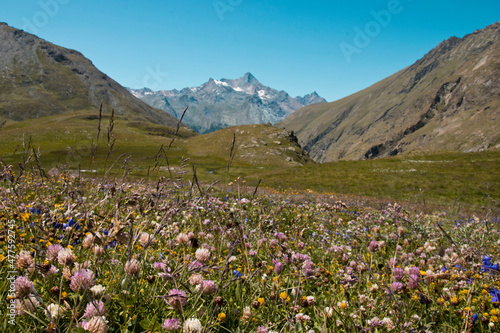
[0,167,499,332]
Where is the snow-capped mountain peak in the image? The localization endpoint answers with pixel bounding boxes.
[128,73,327,134]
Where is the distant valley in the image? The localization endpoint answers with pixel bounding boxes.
[0,21,498,209]
[1,20,499,167]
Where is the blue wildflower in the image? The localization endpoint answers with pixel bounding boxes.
[490,288,500,303]
[483,256,499,273]
[232,270,242,278]
[106,240,117,249]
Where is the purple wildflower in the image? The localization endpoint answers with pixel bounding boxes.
[390,282,404,293]
[407,274,420,290]
[153,262,167,271]
[70,269,95,293]
[274,261,284,274]
[46,244,63,262]
[276,232,287,242]
[166,289,187,310]
[393,268,404,281]
[409,266,420,276]
[162,318,181,331]
[14,276,33,298]
[368,241,379,252]
[200,280,217,295]
[84,300,106,318]
[188,260,204,270]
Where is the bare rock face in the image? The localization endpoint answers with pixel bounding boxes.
[128,73,327,134]
[0,23,182,128]
[279,22,500,162]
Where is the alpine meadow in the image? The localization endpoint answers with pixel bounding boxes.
[0,4,500,333]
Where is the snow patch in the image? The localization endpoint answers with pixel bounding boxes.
[258,90,270,99]
[214,79,229,87]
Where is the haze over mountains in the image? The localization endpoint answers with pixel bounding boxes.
[0,22,183,129]
[279,22,500,162]
[128,73,326,134]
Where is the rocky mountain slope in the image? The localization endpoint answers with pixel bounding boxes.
[129,73,326,134]
[0,22,184,128]
[279,22,500,162]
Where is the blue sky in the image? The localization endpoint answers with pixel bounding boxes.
[2,0,499,102]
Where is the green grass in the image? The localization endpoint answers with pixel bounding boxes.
[250,150,500,210]
[0,112,498,213]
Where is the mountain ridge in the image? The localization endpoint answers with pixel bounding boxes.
[129,73,327,134]
[0,22,185,129]
[279,21,500,162]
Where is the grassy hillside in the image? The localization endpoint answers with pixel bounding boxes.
[0,112,498,213]
[279,22,500,162]
[0,23,183,128]
[0,110,195,175]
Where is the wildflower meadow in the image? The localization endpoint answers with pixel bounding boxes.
[1,165,499,332]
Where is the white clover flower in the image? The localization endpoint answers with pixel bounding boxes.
[382,317,395,331]
[90,284,106,298]
[183,318,203,333]
[47,304,65,319]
